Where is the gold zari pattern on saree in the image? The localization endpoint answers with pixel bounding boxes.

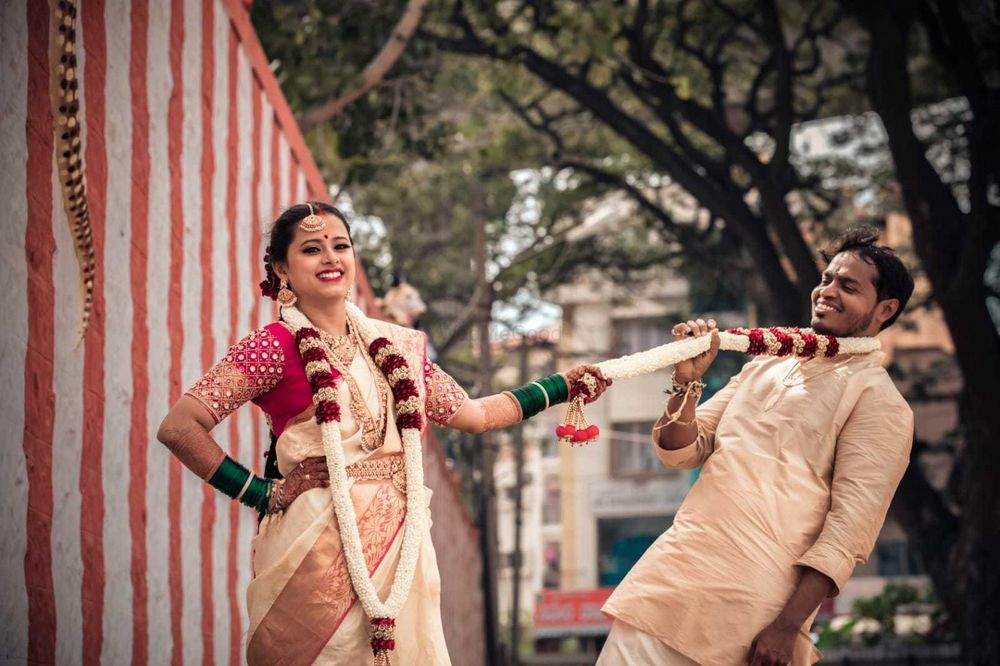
[318,483,407,611]
[346,453,407,496]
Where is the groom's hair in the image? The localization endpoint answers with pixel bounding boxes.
[821,226,914,330]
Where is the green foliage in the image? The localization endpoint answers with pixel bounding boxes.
[815,617,857,651]
[251,0,450,184]
[852,583,923,643]
[815,583,952,650]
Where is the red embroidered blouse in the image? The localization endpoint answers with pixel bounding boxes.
[186,322,468,437]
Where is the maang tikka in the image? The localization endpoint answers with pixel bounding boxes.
[299,203,326,232]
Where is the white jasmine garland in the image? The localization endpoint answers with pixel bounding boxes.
[594,329,880,381]
[281,302,426,622]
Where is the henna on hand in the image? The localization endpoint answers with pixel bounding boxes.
[481,392,523,431]
[271,456,330,513]
[563,365,613,403]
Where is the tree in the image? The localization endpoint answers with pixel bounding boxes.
[842,1,1000,662]
[420,0,879,322]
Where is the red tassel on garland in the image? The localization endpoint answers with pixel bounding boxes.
[556,373,600,446]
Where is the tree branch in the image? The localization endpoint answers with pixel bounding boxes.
[430,1,812,320]
[760,0,794,169]
[433,221,581,357]
[297,0,428,132]
[847,0,966,285]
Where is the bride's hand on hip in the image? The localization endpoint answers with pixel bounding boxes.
[270,456,329,513]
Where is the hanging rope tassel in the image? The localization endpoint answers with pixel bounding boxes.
[556,373,600,446]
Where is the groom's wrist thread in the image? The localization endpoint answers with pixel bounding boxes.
[664,376,705,397]
[654,377,705,431]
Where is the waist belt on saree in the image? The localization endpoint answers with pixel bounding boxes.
[345,453,407,495]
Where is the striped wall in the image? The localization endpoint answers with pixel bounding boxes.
[0,0,484,664]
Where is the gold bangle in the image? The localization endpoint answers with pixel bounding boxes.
[269,479,287,514]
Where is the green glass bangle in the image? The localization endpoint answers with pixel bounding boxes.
[510,373,570,420]
[241,476,272,514]
[208,457,252,499]
[208,456,271,513]
[538,374,569,404]
[510,384,544,419]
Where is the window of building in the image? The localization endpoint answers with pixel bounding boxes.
[610,421,679,479]
[542,474,561,525]
[597,515,673,586]
[876,539,926,577]
[543,541,561,589]
[613,316,671,357]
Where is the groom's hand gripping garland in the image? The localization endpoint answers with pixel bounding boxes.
[556,319,881,447]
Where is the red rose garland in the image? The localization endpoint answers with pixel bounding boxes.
[729,327,840,358]
[369,337,424,432]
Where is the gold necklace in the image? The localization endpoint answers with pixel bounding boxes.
[320,329,355,367]
[319,321,391,453]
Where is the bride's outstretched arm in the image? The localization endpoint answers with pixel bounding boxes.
[446,393,523,435]
[445,364,611,435]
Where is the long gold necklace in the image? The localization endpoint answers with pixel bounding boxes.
[319,321,391,453]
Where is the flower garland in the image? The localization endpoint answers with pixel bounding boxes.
[558,326,880,445]
[281,302,426,666]
[596,326,877,380]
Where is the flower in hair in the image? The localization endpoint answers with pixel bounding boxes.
[260,249,281,300]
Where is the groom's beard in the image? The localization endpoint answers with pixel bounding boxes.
[813,306,876,337]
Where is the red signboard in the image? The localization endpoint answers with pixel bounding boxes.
[534,588,615,637]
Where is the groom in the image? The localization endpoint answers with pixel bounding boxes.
[598,228,915,666]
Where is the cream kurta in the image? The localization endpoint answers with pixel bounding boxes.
[602,351,913,665]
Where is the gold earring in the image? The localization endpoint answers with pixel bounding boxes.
[277,278,297,307]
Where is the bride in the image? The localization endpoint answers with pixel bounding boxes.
[156,201,610,665]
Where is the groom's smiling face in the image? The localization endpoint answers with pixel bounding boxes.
[810,251,891,337]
